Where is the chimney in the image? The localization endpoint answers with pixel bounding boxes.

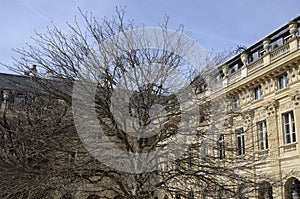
[31,65,37,76]
[45,70,53,79]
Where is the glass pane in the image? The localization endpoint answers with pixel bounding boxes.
[292,132,296,143]
[242,135,245,154]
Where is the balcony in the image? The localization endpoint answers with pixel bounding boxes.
[247,58,264,74]
[270,42,291,63]
[227,37,299,85]
[228,69,242,84]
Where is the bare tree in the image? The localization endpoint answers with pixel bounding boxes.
[1,7,270,199]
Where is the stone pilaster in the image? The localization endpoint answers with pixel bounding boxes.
[289,90,300,154]
[264,100,282,198]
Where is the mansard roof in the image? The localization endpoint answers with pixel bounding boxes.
[0,72,72,98]
[0,72,34,92]
[220,14,300,70]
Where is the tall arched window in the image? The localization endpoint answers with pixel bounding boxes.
[285,177,300,199]
[258,181,273,199]
[237,186,250,199]
[175,193,181,199]
[187,190,195,199]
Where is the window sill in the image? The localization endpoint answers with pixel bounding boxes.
[257,149,269,157]
[275,86,289,94]
[251,97,264,104]
[280,142,297,153]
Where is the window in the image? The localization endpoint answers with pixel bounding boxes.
[258,49,266,57]
[218,134,225,159]
[219,189,227,199]
[200,141,209,158]
[175,193,181,199]
[258,182,273,199]
[252,51,259,61]
[284,35,293,43]
[195,82,207,94]
[278,73,288,90]
[188,146,193,167]
[232,95,240,109]
[283,111,296,144]
[285,178,300,199]
[257,120,268,150]
[271,38,283,50]
[187,191,195,199]
[254,85,263,100]
[140,137,149,146]
[14,95,27,104]
[248,55,253,63]
[116,134,125,143]
[236,128,245,155]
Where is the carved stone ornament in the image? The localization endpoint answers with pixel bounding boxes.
[221,64,228,78]
[264,100,279,116]
[240,52,248,66]
[289,90,300,106]
[289,21,298,38]
[263,38,271,53]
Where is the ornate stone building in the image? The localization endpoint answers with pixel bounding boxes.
[202,15,300,199]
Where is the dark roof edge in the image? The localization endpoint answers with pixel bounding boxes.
[218,14,300,68]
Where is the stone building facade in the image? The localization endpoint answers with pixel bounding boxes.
[201,15,300,199]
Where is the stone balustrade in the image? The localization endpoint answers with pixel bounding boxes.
[247,57,264,74]
[228,69,242,84]
[270,42,290,63]
[226,37,299,86]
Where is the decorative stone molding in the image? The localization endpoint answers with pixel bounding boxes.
[243,110,254,126]
[205,75,212,83]
[291,66,297,79]
[289,90,300,106]
[264,100,279,116]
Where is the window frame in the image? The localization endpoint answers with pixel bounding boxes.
[254,85,263,100]
[200,141,209,158]
[277,72,288,90]
[232,95,240,109]
[218,134,225,159]
[236,128,245,156]
[282,111,296,144]
[257,120,268,150]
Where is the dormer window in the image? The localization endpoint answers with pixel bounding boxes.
[258,49,266,57]
[195,83,207,94]
[14,94,27,104]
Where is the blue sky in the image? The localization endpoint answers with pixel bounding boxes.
[0,0,299,73]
